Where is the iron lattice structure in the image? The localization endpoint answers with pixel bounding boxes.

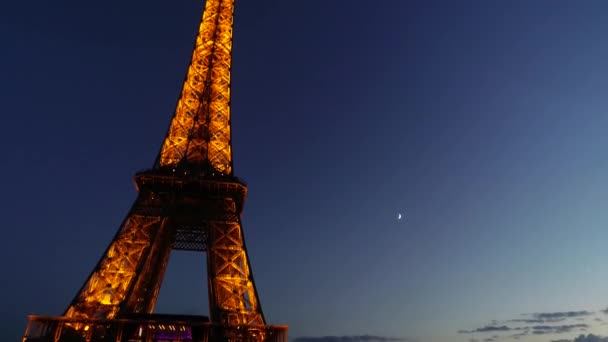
[23,0,287,341]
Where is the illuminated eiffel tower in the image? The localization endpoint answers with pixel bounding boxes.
[23,0,287,341]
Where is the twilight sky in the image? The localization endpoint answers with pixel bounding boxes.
[2,1,608,342]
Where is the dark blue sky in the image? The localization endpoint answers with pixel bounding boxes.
[3,1,608,342]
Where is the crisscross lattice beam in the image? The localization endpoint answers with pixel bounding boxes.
[64,215,169,320]
[157,0,235,175]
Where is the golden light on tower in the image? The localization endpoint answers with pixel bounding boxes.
[159,0,235,174]
[22,0,287,341]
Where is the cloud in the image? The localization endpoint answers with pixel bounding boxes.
[509,319,545,324]
[507,311,593,324]
[459,324,588,336]
[459,326,511,334]
[293,336,410,342]
[532,311,593,321]
[572,334,608,342]
[459,309,599,338]
[509,330,529,340]
[528,324,587,334]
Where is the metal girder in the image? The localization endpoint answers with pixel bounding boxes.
[24,316,288,342]
[27,0,277,339]
[65,214,171,320]
[207,203,264,326]
[63,175,266,327]
[157,0,235,175]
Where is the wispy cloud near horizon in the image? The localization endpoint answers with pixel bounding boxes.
[459,308,603,339]
[293,335,411,342]
[571,334,608,342]
[459,323,587,335]
[509,311,594,324]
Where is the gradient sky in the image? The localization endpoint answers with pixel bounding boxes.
[2,1,608,342]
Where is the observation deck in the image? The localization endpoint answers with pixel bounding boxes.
[23,315,287,342]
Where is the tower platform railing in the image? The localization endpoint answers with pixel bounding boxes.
[23,315,288,342]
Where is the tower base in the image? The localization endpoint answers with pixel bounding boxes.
[23,315,287,342]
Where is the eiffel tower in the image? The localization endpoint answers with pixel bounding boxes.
[23,1,287,341]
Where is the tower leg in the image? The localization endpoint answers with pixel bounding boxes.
[206,196,265,326]
[65,205,173,319]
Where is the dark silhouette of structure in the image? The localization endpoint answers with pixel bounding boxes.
[22,0,287,341]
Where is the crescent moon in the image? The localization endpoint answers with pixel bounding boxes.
[398,213,402,220]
